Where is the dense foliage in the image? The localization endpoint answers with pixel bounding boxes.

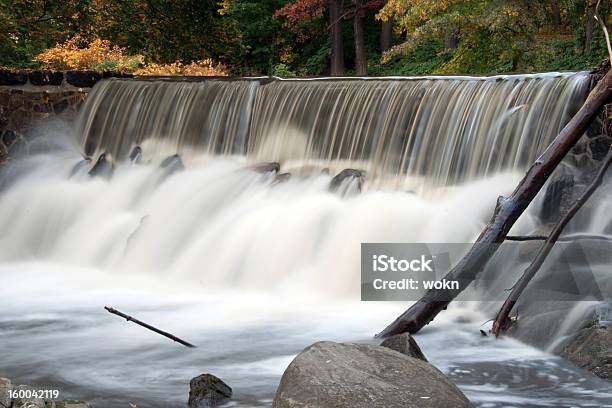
[0,0,610,76]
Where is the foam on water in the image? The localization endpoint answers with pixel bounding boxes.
[1,151,611,407]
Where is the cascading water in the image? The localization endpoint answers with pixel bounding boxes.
[1,73,611,408]
[79,73,589,186]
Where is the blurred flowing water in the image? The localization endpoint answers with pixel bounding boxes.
[1,73,611,407]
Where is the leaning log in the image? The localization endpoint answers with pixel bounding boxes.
[376,66,612,338]
[491,145,612,336]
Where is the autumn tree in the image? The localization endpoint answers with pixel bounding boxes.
[0,0,94,67]
[274,0,387,75]
[90,0,236,63]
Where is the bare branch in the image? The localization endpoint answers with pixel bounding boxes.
[105,306,196,348]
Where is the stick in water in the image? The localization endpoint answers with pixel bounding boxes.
[104,306,196,348]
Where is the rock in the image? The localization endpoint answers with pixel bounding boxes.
[88,153,113,178]
[53,100,70,114]
[380,333,428,361]
[251,162,280,174]
[60,402,92,408]
[69,157,92,178]
[2,130,18,148]
[11,385,45,408]
[102,71,133,79]
[0,377,11,408]
[561,324,612,381]
[540,166,574,223]
[273,172,291,185]
[159,154,185,174]
[589,136,611,161]
[0,70,28,86]
[65,71,102,88]
[273,341,472,408]
[28,71,64,86]
[508,308,581,350]
[329,169,364,195]
[129,146,142,164]
[188,374,232,408]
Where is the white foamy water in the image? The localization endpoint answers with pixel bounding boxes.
[1,150,611,407]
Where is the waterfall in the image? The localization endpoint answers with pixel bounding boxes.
[78,73,590,185]
[3,72,612,408]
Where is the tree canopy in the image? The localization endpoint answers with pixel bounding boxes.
[0,0,609,76]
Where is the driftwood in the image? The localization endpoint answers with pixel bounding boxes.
[104,306,196,348]
[492,146,612,335]
[376,66,612,338]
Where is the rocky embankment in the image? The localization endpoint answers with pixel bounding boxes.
[0,69,130,164]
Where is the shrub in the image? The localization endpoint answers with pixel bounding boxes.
[272,63,296,77]
[34,36,144,72]
[134,59,228,76]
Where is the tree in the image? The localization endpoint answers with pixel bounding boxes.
[91,0,236,63]
[329,0,345,75]
[551,0,562,26]
[380,19,393,51]
[0,0,94,67]
[584,0,598,54]
[353,0,368,75]
[274,0,387,75]
[219,0,289,74]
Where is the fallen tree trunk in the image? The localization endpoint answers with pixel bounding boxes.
[376,66,612,338]
[492,146,612,336]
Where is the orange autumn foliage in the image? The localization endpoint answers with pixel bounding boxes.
[134,59,228,76]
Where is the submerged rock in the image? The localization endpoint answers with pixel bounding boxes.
[250,162,280,174]
[561,324,612,381]
[160,154,185,174]
[380,333,428,361]
[273,172,291,185]
[188,374,232,408]
[129,146,142,164]
[273,341,472,408]
[69,157,91,178]
[88,153,113,178]
[329,169,364,195]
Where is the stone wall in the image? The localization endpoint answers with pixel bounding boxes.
[0,70,130,163]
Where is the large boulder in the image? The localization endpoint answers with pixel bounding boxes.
[188,374,232,408]
[561,324,612,381]
[380,333,428,361]
[273,341,472,408]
